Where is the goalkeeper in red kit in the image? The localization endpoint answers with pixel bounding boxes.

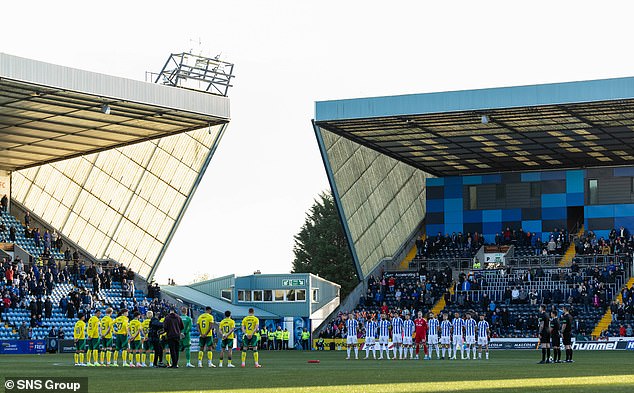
[414,310,429,360]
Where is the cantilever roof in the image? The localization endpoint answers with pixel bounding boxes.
[0,53,230,172]
[315,77,634,177]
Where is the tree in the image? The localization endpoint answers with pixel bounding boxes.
[292,191,358,299]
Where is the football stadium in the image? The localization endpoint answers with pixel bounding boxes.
[1,51,634,393]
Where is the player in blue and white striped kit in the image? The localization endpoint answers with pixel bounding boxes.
[345,313,359,360]
[364,315,378,360]
[452,312,465,360]
[402,311,416,360]
[477,314,490,360]
[427,312,440,359]
[377,312,391,360]
[440,313,452,360]
[464,312,477,359]
[391,311,404,360]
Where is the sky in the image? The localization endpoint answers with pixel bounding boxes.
[2,1,634,284]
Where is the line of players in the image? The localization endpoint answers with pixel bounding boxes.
[72,306,261,368]
[537,304,574,364]
[344,309,490,361]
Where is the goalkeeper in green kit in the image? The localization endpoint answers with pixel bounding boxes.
[180,306,195,368]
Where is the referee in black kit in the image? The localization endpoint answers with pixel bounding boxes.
[164,307,184,368]
[561,305,574,363]
[537,304,551,364]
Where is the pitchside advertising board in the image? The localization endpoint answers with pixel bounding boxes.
[312,338,634,351]
[0,340,46,354]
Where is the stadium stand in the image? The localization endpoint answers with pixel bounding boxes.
[325,229,632,340]
[0,211,65,261]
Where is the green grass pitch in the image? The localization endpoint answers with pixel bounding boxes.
[2,350,633,392]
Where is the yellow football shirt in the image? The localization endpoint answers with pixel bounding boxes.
[141,319,151,338]
[100,315,114,339]
[114,315,129,336]
[129,319,143,341]
[242,315,259,336]
[87,315,100,339]
[197,313,214,337]
[219,317,236,339]
[74,320,86,340]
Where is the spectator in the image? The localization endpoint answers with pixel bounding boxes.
[19,321,30,340]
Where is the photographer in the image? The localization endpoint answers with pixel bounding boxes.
[148,311,166,367]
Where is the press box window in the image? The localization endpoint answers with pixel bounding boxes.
[589,179,598,204]
[252,290,263,302]
[275,290,285,301]
[286,289,296,302]
[237,290,244,302]
[296,289,306,302]
[221,289,232,301]
[312,289,319,302]
[469,186,477,210]
[263,290,273,302]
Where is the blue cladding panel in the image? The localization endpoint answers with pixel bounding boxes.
[522,220,542,233]
[482,174,502,184]
[445,223,463,234]
[541,171,566,181]
[542,207,566,219]
[483,222,502,235]
[615,204,634,217]
[426,224,444,236]
[444,177,462,186]
[427,199,444,213]
[586,205,615,218]
[594,230,610,240]
[445,198,463,212]
[521,172,541,182]
[502,209,521,222]
[615,216,634,229]
[566,193,584,206]
[463,175,483,185]
[445,210,463,224]
[614,167,634,177]
[566,170,585,193]
[542,193,566,208]
[427,177,444,186]
[464,210,482,223]
[444,185,462,199]
[483,210,502,223]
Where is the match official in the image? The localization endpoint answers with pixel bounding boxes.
[164,307,184,368]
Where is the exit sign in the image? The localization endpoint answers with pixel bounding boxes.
[282,279,305,287]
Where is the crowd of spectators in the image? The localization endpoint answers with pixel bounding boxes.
[575,227,634,256]
[416,227,573,260]
[0,253,163,340]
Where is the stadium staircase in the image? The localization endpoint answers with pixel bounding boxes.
[591,276,634,338]
[559,225,584,267]
[398,235,424,270]
[430,282,455,316]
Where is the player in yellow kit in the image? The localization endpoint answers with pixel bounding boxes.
[141,311,154,367]
[73,313,87,366]
[128,311,143,368]
[241,308,261,368]
[112,309,129,367]
[197,306,216,368]
[86,309,101,366]
[218,310,236,367]
[99,308,114,366]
